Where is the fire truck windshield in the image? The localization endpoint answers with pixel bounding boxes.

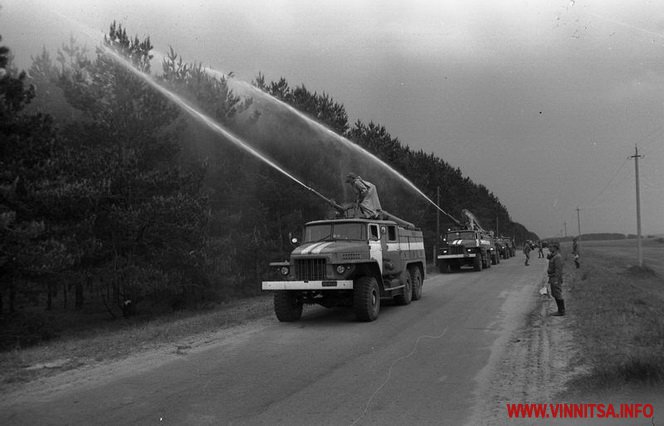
[446,230,477,240]
[305,223,367,242]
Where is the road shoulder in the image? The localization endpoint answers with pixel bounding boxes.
[468,267,583,424]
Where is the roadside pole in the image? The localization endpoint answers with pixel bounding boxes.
[631,145,643,268]
[435,186,440,266]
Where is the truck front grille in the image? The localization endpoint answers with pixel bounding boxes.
[449,246,464,255]
[294,258,326,280]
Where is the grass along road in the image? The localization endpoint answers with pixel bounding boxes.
[472,239,664,423]
[563,238,664,392]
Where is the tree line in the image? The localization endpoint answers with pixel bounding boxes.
[0,23,538,347]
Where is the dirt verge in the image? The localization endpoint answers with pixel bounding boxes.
[0,295,276,402]
[468,270,586,425]
[470,243,664,425]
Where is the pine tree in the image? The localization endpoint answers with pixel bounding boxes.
[53,23,210,316]
[0,35,62,315]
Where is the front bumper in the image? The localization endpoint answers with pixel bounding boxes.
[437,253,477,260]
[262,280,354,290]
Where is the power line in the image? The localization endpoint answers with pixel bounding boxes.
[582,156,630,210]
[559,154,631,236]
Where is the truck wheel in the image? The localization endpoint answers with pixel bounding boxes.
[354,276,380,321]
[394,273,412,305]
[473,255,482,271]
[439,260,451,274]
[274,291,303,322]
[491,253,497,265]
[410,267,423,301]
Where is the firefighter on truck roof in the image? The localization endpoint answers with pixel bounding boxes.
[345,173,382,219]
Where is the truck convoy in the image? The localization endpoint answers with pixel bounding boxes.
[261,179,509,321]
[495,236,516,259]
[262,196,426,322]
[437,209,499,272]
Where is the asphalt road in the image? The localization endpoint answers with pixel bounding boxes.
[2,255,547,425]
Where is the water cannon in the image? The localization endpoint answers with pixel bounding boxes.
[301,183,346,214]
[299,181,418,229]
[379,210,416,229]
[462,209,486,232]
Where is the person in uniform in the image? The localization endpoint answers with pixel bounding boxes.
[572,237,580,268]
[547,241,565,316]
[523,241,532,266]
[345,173,382,219]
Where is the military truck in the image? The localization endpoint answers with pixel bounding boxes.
[488,234,501,266]
[503,237,516,257]
[262,210,426,322]
[437,228,493,272]
[437,209,499,272]
[495,237,509,259]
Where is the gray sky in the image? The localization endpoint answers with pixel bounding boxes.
[2,0,664,238]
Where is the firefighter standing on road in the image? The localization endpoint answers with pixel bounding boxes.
[345,173,382,219]
[547,241,565,316]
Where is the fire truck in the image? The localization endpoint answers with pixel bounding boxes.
[262,203,425,322]
[437,209,499,272]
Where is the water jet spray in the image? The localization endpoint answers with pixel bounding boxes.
[205,68,461,225]
[100,45,358,211]
[48,8,459,226]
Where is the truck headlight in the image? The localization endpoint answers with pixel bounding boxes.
[280,266,289,276]
[336,265,346,274]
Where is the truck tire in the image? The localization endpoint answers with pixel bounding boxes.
[439,260,451,274]
[410,267,423,301]
[354,276,380,321]
[394,273,412,305]
[473,255,482,271]
[274,291,303,322]
[491,253,497,265]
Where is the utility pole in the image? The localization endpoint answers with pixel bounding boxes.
[435,186,440,263]
[631,145,643,267]
[564,222,567,238]
[576,207,581,239]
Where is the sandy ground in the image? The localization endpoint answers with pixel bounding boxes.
[468,280,584,424]
[460,271,560,423]
[0,301,276,405]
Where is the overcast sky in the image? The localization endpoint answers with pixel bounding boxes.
[2,0,663,238]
